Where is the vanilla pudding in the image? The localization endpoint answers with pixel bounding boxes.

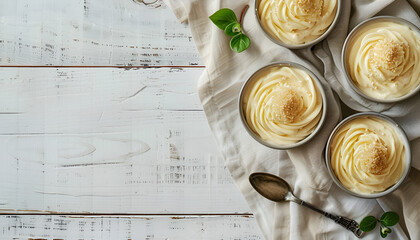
[346,19,420,100]
[257,0,338,45]
[242,65,323,146]
[329,116,406,195]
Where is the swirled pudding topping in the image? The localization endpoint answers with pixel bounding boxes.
[330,116,406,194]
[347,20,420,100]
[243,66,323,146]
[257,0,338,44]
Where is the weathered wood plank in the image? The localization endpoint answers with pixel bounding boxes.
[0,0,202,66]
[0,67,249,214]
[0,215,264,239]
[1,0,417,67]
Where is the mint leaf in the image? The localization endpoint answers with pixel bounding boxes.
[380,225,392,238]
[230,34,250,53]
[360,216,377,232]
[209,8,238,31]
[380,212,399,227]
[225,22,241,36]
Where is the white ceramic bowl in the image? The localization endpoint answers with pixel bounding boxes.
[342,16,420,103]
[254,0,342,49]
[238,62,327,149]
[325,112,411,198]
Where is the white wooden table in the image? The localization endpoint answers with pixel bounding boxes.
[0,0,264,238]
[1,0,420,239]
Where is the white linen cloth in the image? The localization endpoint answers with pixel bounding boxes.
[163,0,420,239]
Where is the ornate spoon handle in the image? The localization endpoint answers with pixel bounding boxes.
[292,197,365,238]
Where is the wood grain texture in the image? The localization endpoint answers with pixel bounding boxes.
[0,215,263,239]
[0,0,202,66]
[1,0,419,238]
[0,67,249,214]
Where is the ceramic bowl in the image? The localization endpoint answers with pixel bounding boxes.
[254,0,342,49]
[238,62,327,150]
[342,16,420,103]
[325,112,411,198]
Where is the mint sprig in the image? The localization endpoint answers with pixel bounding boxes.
[209,5,250,53]
[359,212,400,238]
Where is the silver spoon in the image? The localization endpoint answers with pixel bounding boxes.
[249,172,365,238]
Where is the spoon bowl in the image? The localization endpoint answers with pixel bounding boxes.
[249,172,292,202]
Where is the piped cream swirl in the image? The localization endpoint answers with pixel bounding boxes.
[243,66,323,146]
[347,20,420,100]
[258,0,338,44]
[330,116,406,194]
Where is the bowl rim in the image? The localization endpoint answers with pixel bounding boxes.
[254,0,342,49]
[238,62,328,150]
[324,112,412,199]
[341,16,420,103]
